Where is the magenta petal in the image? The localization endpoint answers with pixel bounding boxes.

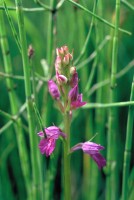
[70,72,78,88]
[48,80,60,100]
[38,138,56,156]
[82,142,105,153]
[70,143,83,152]
[90,153,106,169]
[68,85,78,102]
[71,101,86,109]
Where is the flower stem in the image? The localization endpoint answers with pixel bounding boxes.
[63,111,71,200]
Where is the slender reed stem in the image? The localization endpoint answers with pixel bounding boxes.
[3,1,21,52]
[63,111,71,200]
[67,0,131,35]
[106,0,120,199]
[121,76,134,200]
[74,0,97,65]
[83,101,134,109]
[15,0,42,198]
[0,10,32,199]
[121,0,134,10]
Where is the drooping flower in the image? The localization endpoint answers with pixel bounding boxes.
[38,126,66,156]
[71,141,106,169]
[48,80,60,100]
[68,84,86,110]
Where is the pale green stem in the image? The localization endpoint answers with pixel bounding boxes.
[67,0,131,35]
[3,1,21,52]
[121,77,134,200]
[0,10,31,199]
[15,0,42,198]
[88,60,134,96]
[121,0,134,10]
[63,112,71,200]
[74,0,97,65]
[83,101,134,109]
[106,0,120,199]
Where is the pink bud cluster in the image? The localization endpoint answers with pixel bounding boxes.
[48,45,86,112]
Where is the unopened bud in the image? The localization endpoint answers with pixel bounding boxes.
[70,67,76,75]
[28,44,34,59]
[57,74,68,85]
[56,48,64,56]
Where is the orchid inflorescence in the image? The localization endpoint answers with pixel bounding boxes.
[37,46,106,169]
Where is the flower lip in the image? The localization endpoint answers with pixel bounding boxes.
[38,138,56,156]
[37,126,66,156]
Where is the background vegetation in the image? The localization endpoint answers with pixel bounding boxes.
[0,0,134,199]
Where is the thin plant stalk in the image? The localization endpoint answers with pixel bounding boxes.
[42,0,57,125]
[15,0,42,199]
[67,0,131,35]
[121,76,134,200]
[106,0,121,199]
[0,10,31,199]
[63,111,71,200]
[74,0,97,65]
[88,0,106,198]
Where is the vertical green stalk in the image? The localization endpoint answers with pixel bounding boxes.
[0,11,31,199]
[121,76,134,200]
[47,0,57,72]
[106,0,120,200]
[15,0,41,199]
[42,0,57,125]
[88,1,106,199]
[63,112,71,200]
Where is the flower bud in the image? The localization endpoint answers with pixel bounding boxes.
[56,48,64,56]
[70,66,76,75]
[57,74,68,85]
[28,44,34,59]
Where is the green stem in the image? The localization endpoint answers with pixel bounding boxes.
[67,0,131,35]
[63,112,71,200]
[106,0,120,199]
[83,101,134,109]
[15,0,42,199]
[0,10,31,199]
[121,0,134,10]
[121,77,134,200]
[74,0,97,65]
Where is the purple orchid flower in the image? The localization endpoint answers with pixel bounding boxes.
[71,141,106,169]
[68,84,86,109]
[38,126,66,156]
[48,80,60,100]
